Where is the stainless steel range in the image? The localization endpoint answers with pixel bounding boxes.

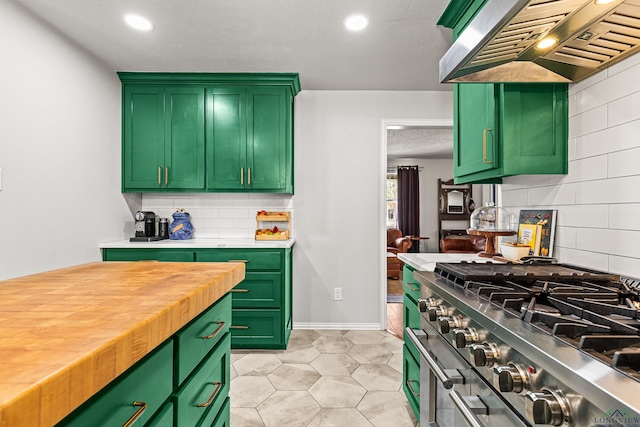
[406,261,640,427]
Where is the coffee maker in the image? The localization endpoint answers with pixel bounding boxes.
[130,211,161,242]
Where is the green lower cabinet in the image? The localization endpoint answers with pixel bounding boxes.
[57,342,173,427]
[231,309,283,349]
[403,344,421,419]
[402,263,421,419]
[145,401,174,426]
[102,248,196,262]
[209,397,230,427]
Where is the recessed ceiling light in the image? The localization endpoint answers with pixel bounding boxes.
[344,14,368,31]
[536,37,557,49]
[124,14,153,31]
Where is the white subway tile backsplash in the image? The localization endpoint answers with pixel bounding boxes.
[576,176,640,204]
[569,69,608,98]
[575,119,640,159]
[607,53,640,78]
[609,90,640,127]
[527,184,575,206]
[556,205,607,228]
[609,204,640,231]
[555,247,609,271]
[554,226,576,249]
[577,228,640,258]
[608,147,640,178]
[608,255,640,278]
[564,155,607,183]
[568,105,608,138]
[502,174,552,187]
[218,208,250,219]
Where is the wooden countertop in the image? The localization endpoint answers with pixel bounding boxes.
[0,261,245,427]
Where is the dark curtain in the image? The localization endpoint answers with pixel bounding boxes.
[397,166,420,240]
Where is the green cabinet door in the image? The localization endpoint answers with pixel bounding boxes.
[247,87,292,192]
[123,86,165,190]
[123,86,204,192]
[454,83,498,178]
[206,87,247,190]
[165,87,205,189]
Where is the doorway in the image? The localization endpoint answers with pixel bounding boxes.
[380,119,453,331]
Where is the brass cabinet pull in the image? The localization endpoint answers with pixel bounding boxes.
[165,166,169,185]
[158,167,162,186]
[248,168,251,185]
[240,168,244,185]
[482,128,493,164]
[201,321,225,339]
[122,401,147,427]
[197,382,223,408]
[230,325,250,329]
[230,288,250,293]
[228,260,249,263]
[406,380,420,397]
[407,284,419,292]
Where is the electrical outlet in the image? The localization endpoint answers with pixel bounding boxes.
[334,287,342,301]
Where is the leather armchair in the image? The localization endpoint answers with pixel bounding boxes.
[440,235,486,253]
[387,228,412,279]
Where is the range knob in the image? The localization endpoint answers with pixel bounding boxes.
[427,305,447,321]
[417,297,437,313]
[469,342,499,367]
[525,388,571,426]
[438,316,462,334]
[452,328,479,348]
[493,363,528,392]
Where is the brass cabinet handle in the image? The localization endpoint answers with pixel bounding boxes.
[197,382,223,408]
[406,380,420,397]
[158,167,162,186]
[201,321,225,340]
[407,284,419,292]
[248,168,251,185]
[230,289,250,293]
[230,325,250,329]
[240,168,244,185]
[165,166,169,185]
[122,401,147,427]
[482,128,493,164]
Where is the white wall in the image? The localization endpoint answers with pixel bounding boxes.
[0,0,136,280]
[501,53,640,278]
[293,91,453,328]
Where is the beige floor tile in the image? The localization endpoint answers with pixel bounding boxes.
[277,344,320,364]
[347,344,392,364]
[378,335,404,353]
[344,330,385,344]
[351,364,403,391]
[233,353,282,376]
[230,407,266,426]
[388,352,403,373]
[312,335,354,353]
[257,391,321,427]
[267,364,321,390]
[310,353,359,376]
[307,408,374,427]
[308,376,367,408]
[230,376,275,407]
[288,329,322,346]
[315,329,349,336]
[357,391,418,427]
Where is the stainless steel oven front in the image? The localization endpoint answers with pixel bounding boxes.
[406,311,528,427]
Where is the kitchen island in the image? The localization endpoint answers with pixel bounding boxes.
[0,261,245,427]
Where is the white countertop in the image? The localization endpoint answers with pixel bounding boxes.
[398,252,490,271]
[100,237,295,249]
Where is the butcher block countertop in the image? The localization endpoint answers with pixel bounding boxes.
[0,261,245,427]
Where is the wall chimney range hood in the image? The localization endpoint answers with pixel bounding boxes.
[440,0,640,83]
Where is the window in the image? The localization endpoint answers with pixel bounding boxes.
[386,173,398,228]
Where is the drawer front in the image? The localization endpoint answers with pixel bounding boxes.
[403,344,421,419]
[146,401,173,426]
[175,293,232,386]
[403,294,420,330]
[58,341,173,427]
[102,248,195,262]
[230,309,283,349]
[195,249,282,271]
[229,272,282,309]
[403,331,419,363]
[175,334,231,427]
[200,396,230,427]
[402,266,420,302]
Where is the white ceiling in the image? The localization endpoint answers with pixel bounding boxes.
[12,0,455,158]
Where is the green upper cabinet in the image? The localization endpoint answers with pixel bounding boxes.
[119,73,299,194]
[438,0,568,184]
[206,86,292,192]
[123,85,205,191]
[453,82,568,184]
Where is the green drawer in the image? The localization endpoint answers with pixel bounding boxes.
[403,294,420,330]
[403,331,419,368]
[403,266,420,302]
[195,249,282,271]
[58,341,173,427]
[175,333,231,427]
[229,272,282,308]
[230,309,283,349]
[201,396,230,427]
[102,248,195,262]
[403,344,420,419]
[175,293,232,386]
[145,401,173,426]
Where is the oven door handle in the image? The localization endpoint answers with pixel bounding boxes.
[449,390,488,427]
[405,327,455,389]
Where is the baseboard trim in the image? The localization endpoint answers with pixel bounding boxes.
[293,322,384,331]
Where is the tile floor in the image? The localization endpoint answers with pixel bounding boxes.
[230,329,418,427]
